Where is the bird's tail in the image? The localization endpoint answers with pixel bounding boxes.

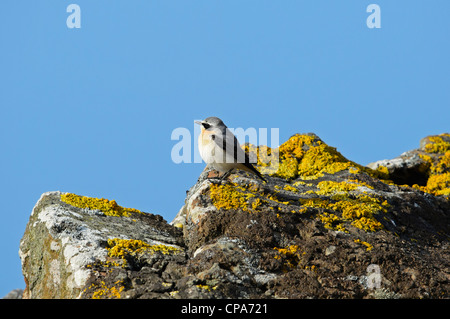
[243,163,267,182]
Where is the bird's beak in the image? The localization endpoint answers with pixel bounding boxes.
[194,120,202,125]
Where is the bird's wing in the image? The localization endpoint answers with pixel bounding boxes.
[210,128,266,181]
[211,128,250,164]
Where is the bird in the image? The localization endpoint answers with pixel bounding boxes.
[195,116,267,182]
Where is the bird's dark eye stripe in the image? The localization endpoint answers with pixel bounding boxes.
[202,123,211,129]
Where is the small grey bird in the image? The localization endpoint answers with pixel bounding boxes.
[195,117,266,182]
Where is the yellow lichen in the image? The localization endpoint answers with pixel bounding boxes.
[417,135,450,197]
[318,212,347,232]
[89,280,124,299]
[106,238,181,267]
[349,167,361,174]
[425,172,450,196]
[354,239,373,251]
[315,180,359,195]
[299,197,330,209]
[283,184,299,193]
[304,265,317,272]
[348,179,375,190]
[329,194,385,232]
[264,134,390,181]
[196,285,217,291]
[60,193,143,217]
[424,135,450,154]
[296,143,351,179]
[246,134,391,181]
[265,192,290,206]
[376,165,390,177]
[276,156,299,180]
[273,245,302,270]
[251,197,262,210]
[209,183,258,212]
[433,151,450,174]
[278,134,314,159]
[300,192,386,232]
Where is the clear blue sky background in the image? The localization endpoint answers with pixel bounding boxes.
[0,1,449,297]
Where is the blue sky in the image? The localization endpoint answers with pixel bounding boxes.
[0,1,449,297]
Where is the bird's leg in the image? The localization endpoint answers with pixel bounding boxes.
[220,169,234,181]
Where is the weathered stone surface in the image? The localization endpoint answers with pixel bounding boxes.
[19,133,450,299]
[2,289,23,299]
[19,191,183,299]
[367,151,429,186]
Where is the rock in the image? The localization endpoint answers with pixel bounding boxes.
[367,151,429,186]
[19,133,450,299]
[368,133,450,190]
[19,191,183,299]
[325,245,336,256]
[2,289,23,299]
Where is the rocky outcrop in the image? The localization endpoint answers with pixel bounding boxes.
[19,133,450,299]
[19,191,183,299]
[2,289,23,299]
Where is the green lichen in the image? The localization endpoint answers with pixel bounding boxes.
[60,193,144,217]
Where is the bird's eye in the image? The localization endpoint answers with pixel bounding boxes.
[202,123,211,129]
